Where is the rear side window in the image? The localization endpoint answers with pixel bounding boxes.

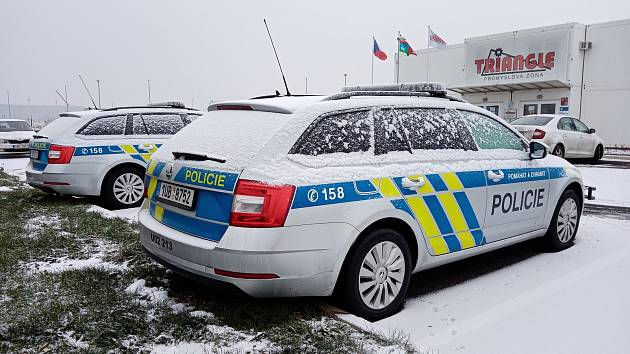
[142,114,185,135]
[374,108,477,155]
[79,115,126,135]
[290,110,371,156]
[459,111,526,151]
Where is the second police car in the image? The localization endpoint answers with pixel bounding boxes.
[26,103,201,209]
[139,84,584,320]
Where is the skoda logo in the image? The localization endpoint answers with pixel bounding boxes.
[164,163,174,180]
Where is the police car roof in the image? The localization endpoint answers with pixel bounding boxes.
[60,106,199,119]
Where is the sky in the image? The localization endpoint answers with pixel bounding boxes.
[1,0,629,110]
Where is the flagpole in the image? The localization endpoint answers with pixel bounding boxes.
[371,37,375,85]
[396,31,401,83]
[426,26,431,81]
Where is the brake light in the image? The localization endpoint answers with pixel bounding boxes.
[532,129,546,139]
[47,145,75,164]
[230,180,295,228]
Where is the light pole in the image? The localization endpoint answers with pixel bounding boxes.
[27,98,32,126]
[305,77,308,94]
[344,74,347,87]
[96,80,101,109]
[147,80,152,104]
[6,91,11,118]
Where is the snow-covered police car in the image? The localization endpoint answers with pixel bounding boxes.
[139,84,583,320]
[26,103,200,209]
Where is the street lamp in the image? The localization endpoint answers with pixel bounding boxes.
[344,74,347,87]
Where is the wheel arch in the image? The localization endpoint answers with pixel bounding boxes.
[564,181,584,212]
[98,160,147,195]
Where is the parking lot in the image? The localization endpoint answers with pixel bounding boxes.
[1,154,629,353]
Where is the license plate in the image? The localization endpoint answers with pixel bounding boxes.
[157,182,196,210]
[30,150,39,159]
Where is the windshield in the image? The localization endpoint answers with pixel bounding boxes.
[511,116,553,126]
[0,120,33,132]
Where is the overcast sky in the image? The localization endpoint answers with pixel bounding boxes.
[1,0,629,109]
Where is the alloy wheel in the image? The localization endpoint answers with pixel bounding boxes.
[113,173,144,205]
[358,241,406,310]
[557,198,578,243]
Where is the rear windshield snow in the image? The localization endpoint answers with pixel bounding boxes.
[153,111,290,169]
[511,116,553,126]
[35,117,79,138]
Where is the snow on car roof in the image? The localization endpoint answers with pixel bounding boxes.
[0,118,29,122]
[61,107,199,119]
[208,96,325,114]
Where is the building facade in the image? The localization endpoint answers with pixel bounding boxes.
[399,19,630,147]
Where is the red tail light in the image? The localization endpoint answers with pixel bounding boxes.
[532,129,546,139]
[230,180,295,228]
[47,145,75,164]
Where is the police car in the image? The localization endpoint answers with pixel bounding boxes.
[139,84,583,320]
[26,103,201,209]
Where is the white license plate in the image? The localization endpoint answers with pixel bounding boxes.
[157,182,195,209]
[30,150,39,159]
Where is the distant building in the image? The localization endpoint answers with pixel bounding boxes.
[399,19,630,148]
[0,104,85,129]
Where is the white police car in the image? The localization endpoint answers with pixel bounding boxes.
[26,103,201,209]
[139,84,583,320]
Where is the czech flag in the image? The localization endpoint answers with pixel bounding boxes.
[399,36,417,56]
[373,38,387,61]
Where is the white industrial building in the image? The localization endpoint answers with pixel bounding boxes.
[399,19,630,147]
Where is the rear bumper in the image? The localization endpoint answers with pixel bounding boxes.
[138,205,358,298]
[25,162,101,196]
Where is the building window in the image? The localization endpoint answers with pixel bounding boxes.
[523,104,538,116]
[540,103,556,114]
[484,105,499,116]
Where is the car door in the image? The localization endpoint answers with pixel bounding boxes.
[572,118,596,156]
[373,107,488,256]
[556,117,580,157]
[459,110,550,243]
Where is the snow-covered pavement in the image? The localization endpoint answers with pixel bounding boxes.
[578,165,630,207]
[341,215,630,353]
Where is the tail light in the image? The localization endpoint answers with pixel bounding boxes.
[47,145,75,164]
[230,180,295,228]
[532,129,546,139]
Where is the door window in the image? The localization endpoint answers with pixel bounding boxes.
[142,114,186,135]
[557,117,576,131]
[459,111,526,151]
[131,115,148,135]
[523,104,538,116]
[78,115,127,135]
[572,119,590,133]
[540,103,556,114]
[290,110,371,156]
[374,108,477,155]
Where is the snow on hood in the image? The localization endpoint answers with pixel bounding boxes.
[0,130,35,140]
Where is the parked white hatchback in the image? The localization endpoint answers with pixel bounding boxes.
[139,84,584,320]
[511,114,604,163]
[0,119,35,155]
[26,103,201,209]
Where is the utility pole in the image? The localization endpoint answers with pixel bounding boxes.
[64,85,69,111]
[6,91,10,118]
[344,73,347,87]
[28,98,32,126]
[96,80,101,109]
[147,80,152,104]
[305,77,308,94]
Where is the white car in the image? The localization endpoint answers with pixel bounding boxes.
[139,84,584,320]
[0,119,35,155]
[511,114,604,163]
[26,103,201,209]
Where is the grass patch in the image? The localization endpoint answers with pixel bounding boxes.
[0,170,414,353]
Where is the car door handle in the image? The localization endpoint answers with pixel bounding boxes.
[402,176,426,190]
[487,170,505,182]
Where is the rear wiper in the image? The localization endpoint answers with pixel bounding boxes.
[172,151,226,163]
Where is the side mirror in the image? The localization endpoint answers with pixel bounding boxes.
[589,128,596,134]
[529,141,548,160]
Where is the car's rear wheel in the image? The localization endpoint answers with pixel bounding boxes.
[546,189,580,251]
[337,228,412,321]
[103,166,145,210]
[552,144,565,158]
[590,145,604,164]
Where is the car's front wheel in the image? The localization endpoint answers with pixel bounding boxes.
[546,189,580,251]
[337,228,412,321]
[102,166,146,210]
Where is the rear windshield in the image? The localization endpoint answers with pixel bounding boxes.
[0,120,33,132]
[36,117,80,138]
[511,116,553,126]
[153,111,290,170]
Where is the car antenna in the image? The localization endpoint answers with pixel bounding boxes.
[263,19,291,96]
[78,74,98,109]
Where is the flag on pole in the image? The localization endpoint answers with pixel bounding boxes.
[428,27,447,49]
[373,38,387,60]
[398,35,417,56]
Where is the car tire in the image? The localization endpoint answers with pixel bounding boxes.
[337,228,412,321]
[102,166,146,210]
[545,189,580,251]
[552,144,565,158]
[590,145,604,164]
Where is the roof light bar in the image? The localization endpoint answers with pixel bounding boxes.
[341,82,447,94]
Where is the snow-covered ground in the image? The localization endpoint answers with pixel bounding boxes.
[341,215,630,353]
[578,165,630,207]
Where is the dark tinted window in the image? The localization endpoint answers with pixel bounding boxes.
[290,110,371,156]
[0,120,33,132]
[572,119,590,133]
[374,108,476,155]
[557,118,575,131]
[79,115,126,135]
[132,115,148,135]
[460,111,526,151]
[142,114,185,135]
[511,116,553,126]
[182,114,200,125]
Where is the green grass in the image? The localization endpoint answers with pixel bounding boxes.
[0,170,415,353]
